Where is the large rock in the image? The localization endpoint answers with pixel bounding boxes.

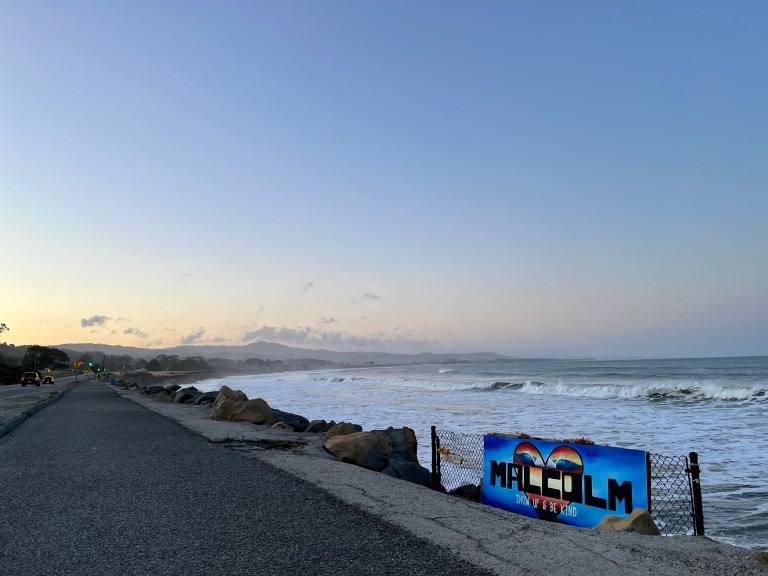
[382,454,432,488]
[193,391,219,405]
[210,386,273,425]
[324,431,392,470]
[152,391,173,403]
[596,508,660,536]
[325,422,363,440]
[173,386,199,404]
[373,426,419,463]
[271,409,310,432]
[272,422,295,431]
[305,419,336,433]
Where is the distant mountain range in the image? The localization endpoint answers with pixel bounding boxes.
[56,341,513,366]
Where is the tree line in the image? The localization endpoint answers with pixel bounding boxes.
[0,342,217,385]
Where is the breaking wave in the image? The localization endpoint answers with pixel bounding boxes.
[509,380,767,403]
[306,375,766,403]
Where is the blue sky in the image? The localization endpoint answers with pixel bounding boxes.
[2,1,766,358]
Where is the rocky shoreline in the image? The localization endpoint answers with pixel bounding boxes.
[111,377,768,575]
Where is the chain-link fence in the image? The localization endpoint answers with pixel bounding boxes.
[431,427,704,537]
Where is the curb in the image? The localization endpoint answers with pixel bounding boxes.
[0,380,81,439]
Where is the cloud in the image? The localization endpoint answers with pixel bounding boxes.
[180,328,206,345]
[124,327,148,338]
[242,324,434,351]
[353,293,382,304]
[81,315,110,327]
[319,317,337,325]
[303,282,315,291]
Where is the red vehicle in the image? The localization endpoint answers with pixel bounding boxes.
[21,372,42,387]
[42,376,55,385]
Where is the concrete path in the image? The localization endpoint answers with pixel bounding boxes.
[0,381,491,576]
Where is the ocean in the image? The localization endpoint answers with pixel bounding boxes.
[194,355,768,551]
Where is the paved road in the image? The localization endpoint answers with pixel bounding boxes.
[0,381,491,576]
[0,376,75,400]
[0,377,79,432]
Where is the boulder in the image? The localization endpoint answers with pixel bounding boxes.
[173,387,199,404]
[272,422,294,431]
[372,426,419,463]
[324,431,392,470]
[214,385,247,403]
[596,508,660,536]
[152,391,173,403]
[210,386,273,425]
[325,422,363,440]
[382,454,432,488]
[305,419,336,433]
[271,409,310,432]
[192,391,219,405]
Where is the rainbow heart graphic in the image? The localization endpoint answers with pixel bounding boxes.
[513,442,584,520]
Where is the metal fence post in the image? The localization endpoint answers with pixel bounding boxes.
[688,452,705,535]
[431,426,442,491]
[645,452,653,515]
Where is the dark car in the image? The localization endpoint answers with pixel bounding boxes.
[21,372,42,387]
[42,376,55,385]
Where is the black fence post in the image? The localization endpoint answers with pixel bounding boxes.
[645,452,652,515]
[688,452,705,535]
[431,426,441,491]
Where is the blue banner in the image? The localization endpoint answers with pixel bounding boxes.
[482,435,649,527]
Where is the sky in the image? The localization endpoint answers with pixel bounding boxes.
[1,1,767,359]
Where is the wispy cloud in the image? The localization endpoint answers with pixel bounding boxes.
[319,317,337,325]
[242,324,433,351]
[81,315,110,328]
[303,282,315,291]
[180,327,206,345]
[353,292,382,304]
[58,247,72,253]
[124,327,148,338]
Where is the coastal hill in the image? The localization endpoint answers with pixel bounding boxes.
[55,341,512,366]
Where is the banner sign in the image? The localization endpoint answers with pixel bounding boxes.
[482,435,649,527]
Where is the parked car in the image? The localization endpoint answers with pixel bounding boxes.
[21,372,42,387]
[42,376,55,385]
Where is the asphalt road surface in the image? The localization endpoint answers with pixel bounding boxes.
[0,375,75,400]
[0,381,492,576]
